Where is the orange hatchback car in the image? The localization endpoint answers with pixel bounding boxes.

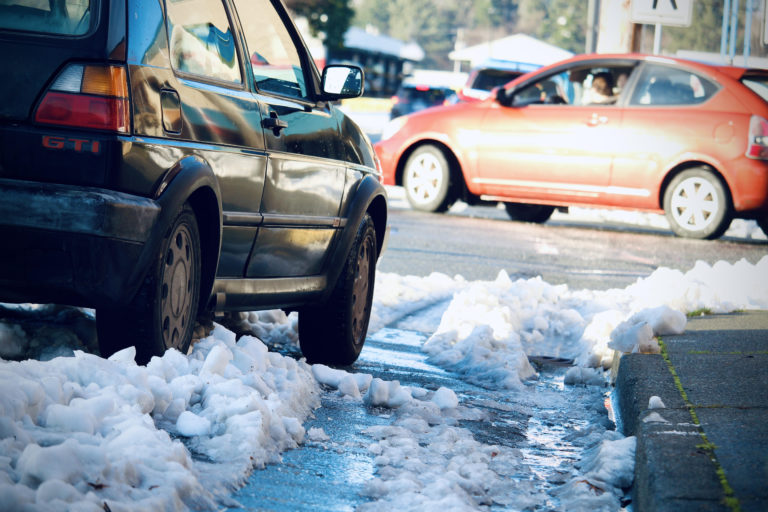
[374,54,768,239]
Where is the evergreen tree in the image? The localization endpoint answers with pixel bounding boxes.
[286,0,354,50]
[516,0,585,53]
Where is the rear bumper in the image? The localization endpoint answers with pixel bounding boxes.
[0,178,160,307]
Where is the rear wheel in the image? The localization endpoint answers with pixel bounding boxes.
[663,167,731,239]
[97,203,201,364]
[299,214,377,366]
[402,145,453,212]
[504,203,555,223]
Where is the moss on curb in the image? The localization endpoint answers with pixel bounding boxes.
[658,338,742,512]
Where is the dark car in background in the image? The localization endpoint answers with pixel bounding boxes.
[375,53,768,240]
[456,59,541,102]
[390,82,454,119]
[0,0,387,366]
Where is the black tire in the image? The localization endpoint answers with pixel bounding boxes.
[504,203,555,223]
[97,203,201,364]
[402,145,453,212]
[663,167,732,239]
[299,214,377,366]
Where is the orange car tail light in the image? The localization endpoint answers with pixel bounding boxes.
[747,115,768,160]
[35,63,130,134]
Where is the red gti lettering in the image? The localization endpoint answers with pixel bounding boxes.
[42,135,66,149]
[42,136,101,154]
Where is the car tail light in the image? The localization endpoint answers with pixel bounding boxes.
[35,63,130,133]
[746,114,768,160]
[390,95,400,105]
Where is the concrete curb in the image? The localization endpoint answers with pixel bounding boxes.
[614,311,768,512]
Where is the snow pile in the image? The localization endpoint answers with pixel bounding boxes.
[215,271,466,352]
[0,325,319,511]
[422,271,574,389]
[369,272,467,332]
[362,419,543,512]
[212,256,768,393]
[413,257,768,389]
[554,433,637,511]
[623,258,768,313]
[314,365,547,511]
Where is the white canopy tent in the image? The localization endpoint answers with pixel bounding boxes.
[449,34,573,71]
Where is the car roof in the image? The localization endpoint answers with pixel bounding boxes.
[399,83,453,91]
[559,52,750,74]
[473,58,541,73]
[500,52,753,91]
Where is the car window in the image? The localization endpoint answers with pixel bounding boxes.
[166,0,241,84]
[0,0,92,36]
[741,75,768,102]
[231,0,309,100]
[510,64,635,107]
[471,69,523,91]
[400,87,448,103]
[629,63,718,106]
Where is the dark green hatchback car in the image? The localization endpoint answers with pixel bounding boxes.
[0,0,387,365]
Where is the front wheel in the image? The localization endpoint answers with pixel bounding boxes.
[299,214,377,366]
[504,203,555,223]
[402,145,453,212]
[97,203,201,364]
[663,168,732,239]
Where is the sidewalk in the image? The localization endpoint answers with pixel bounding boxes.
[614,310,768,512]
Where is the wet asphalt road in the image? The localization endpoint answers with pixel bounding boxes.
[228,200,767,510]
[378,197,768,290]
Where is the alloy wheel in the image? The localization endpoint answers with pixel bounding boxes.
[669,176,719,232]
[160,222,196,351]
[405,152,445,206]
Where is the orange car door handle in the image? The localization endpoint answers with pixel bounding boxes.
[587,113,608,126]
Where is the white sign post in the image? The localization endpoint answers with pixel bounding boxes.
[630,0,694,54]
[630,0,694,26]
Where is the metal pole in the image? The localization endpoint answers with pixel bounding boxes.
[729,0,740,63]
[745,0,754,65]
[653,23,662,54]
[722,0,732,58]
[586,0,600,53]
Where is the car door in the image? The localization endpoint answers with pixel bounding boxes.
[474,61,638,204]
[231,0,347,278]
[609,61,725,210]
[162,0,269,279]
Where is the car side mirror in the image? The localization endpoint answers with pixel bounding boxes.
[321,65,364,100]
[494,86,511,106]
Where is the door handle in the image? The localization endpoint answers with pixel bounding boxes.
[587,113,608,126]
[262,111,288,135]
[160,89,182,134]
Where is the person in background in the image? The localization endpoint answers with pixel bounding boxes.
[585,72,616,104]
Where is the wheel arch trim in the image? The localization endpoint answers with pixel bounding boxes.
[659,160,733,211]
[323,175,387,300]
[395,139,466,188]
[129,155,222,310]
